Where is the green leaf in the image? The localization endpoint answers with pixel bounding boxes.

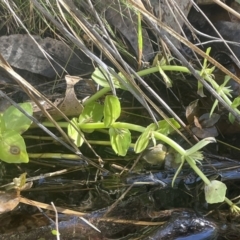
[79,102,103,133]
[0,115,6,132]
[137,11,143,63]
[68,118,84,147]
[229,96,240,123]
[205,180,227,204]
[134,123,157,153]
[210,99,218,117]
[231,96,240,108]
[157,64,172,88]
[0,130,29,163]
[92,67,128,90]
[13,172,27,188]
[92,67,125,89]
[91,67,114,88]
[109,128,131,156]
[229,112,235,124]
[152,53,174,67]
[185,137,216,157]
[103,95,121,127]
[197,81,206,97]
[157,118,180,135]
[51,230,60,236]
[216,80,232,98]
[2,103,33,133]
[142,144,167,165]
[202,47,211,70]
[117,72,129,90]
[223,74,231,83]
[198,48,213,97]
[172,155,185,187]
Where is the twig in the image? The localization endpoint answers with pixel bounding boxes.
[51,202,60,240]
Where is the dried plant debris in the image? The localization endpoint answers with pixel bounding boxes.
[0,34,94,78]
[93,0,192,59]
[192,113,220,138]
[0,191,20,214]
[186,100,220,138]
[92,0,154,61]
[186,99,200,124]
[50,75,83,118]
[33,75,83,119]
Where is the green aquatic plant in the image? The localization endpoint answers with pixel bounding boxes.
[0,102,33,163]
[43,92,239,212]
[40,48,240,212]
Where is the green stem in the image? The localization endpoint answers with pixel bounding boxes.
[41,121,186,155]
[80,65,239,120]
[40,120,238,210]
[83,66,190,104]
[42,121,68,128]
[153,132,185,155]
[185,156,211,185]
[81,64,239,120]
[137,66,190,77]
[185,156,238,209]
[24,135,55,140]
[111,122,145,132]
[80,122,187,156]
[28,153,83,159]
[88,140,135,148]
[224,197,234,207]
[205,75,240,115]
[139,66,239,117]
[83,87,111,106]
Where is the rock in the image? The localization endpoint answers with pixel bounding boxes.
[0,34,94,78]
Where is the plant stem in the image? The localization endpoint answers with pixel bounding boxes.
[40,120,239,210]
[185,156,211,185]
[79,65,238,119]
[41,121,186,155]
[185,155,238,209]
[137,66,190,77]
[28,153,84,160]
[153,132,185,155]
[42,122,68,128]
[83,66,189,105]
[83,87,111,106]
[205,75,240,115]
[224,197,233,207]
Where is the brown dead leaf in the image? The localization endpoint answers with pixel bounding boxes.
[57,75,83,117]
[191,113,220,138]
[198,113,220,128]
[34,75,83,120]
[192,126,218,138]
[194,116,202,129]
[186,99,199,124]
[0,191,20,214]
